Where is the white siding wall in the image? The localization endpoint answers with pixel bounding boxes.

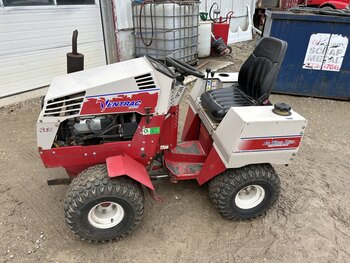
[0,5,106,98]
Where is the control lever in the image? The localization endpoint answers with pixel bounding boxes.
[206,68,212,91]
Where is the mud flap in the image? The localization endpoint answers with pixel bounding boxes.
[106,154,154,190]
[196,147,226,185]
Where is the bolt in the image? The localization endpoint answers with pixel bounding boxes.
[84,153,88,156]
[128,144,131,147]
[142,141,145,144]
[151,140,154,143]
[140,147,145,151]
[93,152,96,156]
[52,151,56,154]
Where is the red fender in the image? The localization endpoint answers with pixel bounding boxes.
[106,154,154,190]
[196,147,226,185]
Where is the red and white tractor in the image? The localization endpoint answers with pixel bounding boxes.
[37,37,307,242]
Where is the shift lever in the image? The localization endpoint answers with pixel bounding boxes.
[206,68,211,79]
[205,68,212,91]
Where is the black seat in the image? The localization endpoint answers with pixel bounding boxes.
[201,37,288,121]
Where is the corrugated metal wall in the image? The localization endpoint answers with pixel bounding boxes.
[0,5,106,98]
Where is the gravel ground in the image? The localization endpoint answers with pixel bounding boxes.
[0,39,349,263]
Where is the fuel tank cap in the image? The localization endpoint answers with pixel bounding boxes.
[272,103,292,116]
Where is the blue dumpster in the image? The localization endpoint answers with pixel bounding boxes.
[263,10,350,100]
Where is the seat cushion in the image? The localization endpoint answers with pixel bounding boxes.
[200,85,258,121]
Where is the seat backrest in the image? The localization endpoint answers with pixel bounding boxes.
[238,37,287,103]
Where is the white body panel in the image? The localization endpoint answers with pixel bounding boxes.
[213,106,307,168]
[0,5,105,97]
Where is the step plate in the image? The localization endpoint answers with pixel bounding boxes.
[171,141,205,155]
[165,159,203,180]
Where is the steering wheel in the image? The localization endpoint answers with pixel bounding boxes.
[165,56,205,78]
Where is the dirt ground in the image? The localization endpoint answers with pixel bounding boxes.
[0,40,350,263]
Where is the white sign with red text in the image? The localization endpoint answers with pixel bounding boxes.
[303,33,348,72]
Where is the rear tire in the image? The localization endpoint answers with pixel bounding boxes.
[64,164,144,242]
[209,164,280,220]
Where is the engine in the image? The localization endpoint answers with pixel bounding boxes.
[54,113,140,147]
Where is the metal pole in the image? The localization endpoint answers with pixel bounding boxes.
[99,0,118,64]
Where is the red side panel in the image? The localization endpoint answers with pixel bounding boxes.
[39,115,165,176]
[159,106,179,151]
[181,106,200,142]
[198,123,213,154]
[80,91,159,115]
[106,154,154,190]
[196,147,226,185]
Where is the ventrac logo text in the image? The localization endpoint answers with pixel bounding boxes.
[263,140,296,148]
[98,99,142,112]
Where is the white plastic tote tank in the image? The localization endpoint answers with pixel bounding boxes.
[133,1,199,64]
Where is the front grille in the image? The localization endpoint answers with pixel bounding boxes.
[43,92,85,117]
[135,73,156,90]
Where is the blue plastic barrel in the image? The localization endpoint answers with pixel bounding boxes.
[264,10,350,100]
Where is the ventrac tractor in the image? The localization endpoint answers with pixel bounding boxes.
[37,37,307,242]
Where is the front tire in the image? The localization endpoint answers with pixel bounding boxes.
[64,164,144,242]
[209,164,280,220]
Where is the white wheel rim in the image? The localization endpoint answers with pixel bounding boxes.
[88,202,124,229]
[235,185,265,209]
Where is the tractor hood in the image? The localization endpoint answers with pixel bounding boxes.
[45,57,157,101]
[39,56,175,122]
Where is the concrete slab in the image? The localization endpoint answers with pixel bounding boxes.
[0,87,48,107]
